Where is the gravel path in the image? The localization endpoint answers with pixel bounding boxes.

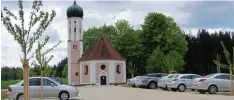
[77,85,234,100]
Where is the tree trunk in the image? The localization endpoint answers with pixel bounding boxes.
[217,62,221,73]
[40,73,43,100]
[131,73,134,78]
[23,59,29,100]
[230,66,234,95]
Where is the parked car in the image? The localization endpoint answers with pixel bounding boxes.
[127,76,142,87]
[158,74,178,90]
[135,73,167,89]
[167,74,202,92]
[7,77,78,100]
[191,73,234,94]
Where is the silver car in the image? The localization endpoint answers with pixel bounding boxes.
[127,76,142,87]
[7,77,78,100]
[158,74,177,90]
[167,74,202,92]
[191,73,234,94]
[135,73,167,89]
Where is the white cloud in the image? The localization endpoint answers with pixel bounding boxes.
[183,28,234,36]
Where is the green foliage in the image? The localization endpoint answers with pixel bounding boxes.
[1,80,21,89]
[163,50,184,72]
[142,12,188,73]
[83,24,117,52]
[62,64,68,78]
[1,0,56,61]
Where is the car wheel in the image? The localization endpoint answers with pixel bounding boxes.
[148,82,157,89]
[198,90,206,94]
[208,85,218,94]
[178,84,186,92]
[132,84,135,87]
[17,93,24,100]
[59,91,70,100]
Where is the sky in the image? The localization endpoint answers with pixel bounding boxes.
[1,1,234,68]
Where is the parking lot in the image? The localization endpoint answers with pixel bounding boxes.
[77,85,234,100]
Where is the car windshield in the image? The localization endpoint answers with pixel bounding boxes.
[204,74,215,78]
[171,74,179,78]
[134,76,140,79]
[168,75,175,78]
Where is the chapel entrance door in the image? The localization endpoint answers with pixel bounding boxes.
[100,76,107,85]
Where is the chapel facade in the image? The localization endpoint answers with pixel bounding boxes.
[67,1,126,85]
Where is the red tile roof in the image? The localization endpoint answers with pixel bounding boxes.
[79,35,125,61]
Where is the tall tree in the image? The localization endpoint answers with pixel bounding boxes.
[141,12,188,72]
[1,0,56,99]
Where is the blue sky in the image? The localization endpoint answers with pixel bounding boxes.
[1,1,234,67]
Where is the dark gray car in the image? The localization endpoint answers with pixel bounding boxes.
[135,73,167,89]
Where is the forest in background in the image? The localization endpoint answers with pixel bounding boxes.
[2,13,234,80]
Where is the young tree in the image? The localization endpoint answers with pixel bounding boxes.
[213,54,221,73]
[127,61,138,78]
[1,0,56,99]
[163,51,184,73]
[213,41,234,95]
[31,35,61,100]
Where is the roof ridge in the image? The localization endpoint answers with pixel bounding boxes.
[79,35,125,61]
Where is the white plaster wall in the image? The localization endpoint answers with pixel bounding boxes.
[123,61,126,82]
[79,60,126,84]
[80,63,83,84]
[67,42,71,84]
[109,61,115,83]
[90,62,96,83]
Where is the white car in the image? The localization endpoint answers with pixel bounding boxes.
[158,74,177,90]
[192,73,234,94]
[127,76,142,87]
[167,74,202,92]
[7,77,79,100]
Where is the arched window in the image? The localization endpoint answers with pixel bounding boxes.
[101,65,105,70]
[84,65,88,75]
[74,28,76,33]
[116,64,121,74]
[73,45,75,49]
[75,72,78,76]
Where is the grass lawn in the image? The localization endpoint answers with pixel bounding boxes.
[1,80,20,89]
[62,78,68,84]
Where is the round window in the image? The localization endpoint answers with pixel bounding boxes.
[101,65,105,70]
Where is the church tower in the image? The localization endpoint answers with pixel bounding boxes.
[67,1,83,85]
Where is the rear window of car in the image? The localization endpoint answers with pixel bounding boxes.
[171,75,179,78]
[204,74,215,78]
[168,75,175,78]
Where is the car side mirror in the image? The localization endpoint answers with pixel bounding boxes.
[51,83,55,87]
